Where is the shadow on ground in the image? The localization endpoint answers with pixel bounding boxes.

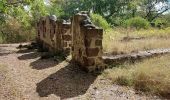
[36,63,98,99]
[30,58,60,70]
[0,48,13,56]
[18,52,40,60]
[16,49,34,54]
[0,52,11,56]
[17,48,40,60]
[17,49,66,70]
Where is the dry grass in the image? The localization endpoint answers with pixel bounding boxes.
[103,55,170,98]
[103,27,170,54]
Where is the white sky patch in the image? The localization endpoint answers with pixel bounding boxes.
[44,0,50,5]
[24,5,29,11]
[155,2,170,14]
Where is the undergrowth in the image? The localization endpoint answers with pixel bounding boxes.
[103,55,170,98]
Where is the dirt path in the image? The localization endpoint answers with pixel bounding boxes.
[0,44,160,100]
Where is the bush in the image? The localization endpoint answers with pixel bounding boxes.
[163,14,170,27]
[124,17,150,29]
[90,13,110,30]
[154,18,168,29]
[108,17,125,27]
[0,18,36,43]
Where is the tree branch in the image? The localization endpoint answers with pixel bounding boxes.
[5,1,26,7]
[151,8,169,21]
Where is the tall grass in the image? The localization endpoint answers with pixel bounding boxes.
[0,31,36,44]
[0,17,36,44]
[103,27,170,54]
[103,55,170,98]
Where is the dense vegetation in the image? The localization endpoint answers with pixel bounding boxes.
[0,0,170,43]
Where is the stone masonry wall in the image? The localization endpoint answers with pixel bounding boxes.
[36,16,71,53]
[37,13,105,72]
[71,12,105,72]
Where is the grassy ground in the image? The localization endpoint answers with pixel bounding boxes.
[103,27,170,54]
[103,55,170,98]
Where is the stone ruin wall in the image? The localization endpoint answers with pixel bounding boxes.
[37,13,105,72]
[36,16,72,53]
[71,13,105,72]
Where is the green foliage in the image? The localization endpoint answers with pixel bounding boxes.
[0,0,46,43]
[90,13,110,30]
[163,14,170,27]
[0,18,35,43]
[30,0,49,22]
[124,17,150,29]
[135,0,170,21]
[108,17,126,27]
[0,0,170,43]
[154,18,168,28]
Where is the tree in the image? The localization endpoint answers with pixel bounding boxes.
[139,0,170,21]
[30,0,48,22]
[0,0,32,23]
[50,0,132,21]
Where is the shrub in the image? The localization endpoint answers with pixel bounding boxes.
[154,18,168,29]
[0,18,36,43]
[90,13,110,30]
[108,17,125,27]
[124,17,150,29]
[163,14,170,27]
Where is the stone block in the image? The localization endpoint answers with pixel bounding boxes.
[64,42,67,47]
[86,29,103,38]
[63,35,72,41]
[37,16,72,55]
[95,40,102,46]
[86,48,99,57]
[84,39,92,47]
[83,57,95,66]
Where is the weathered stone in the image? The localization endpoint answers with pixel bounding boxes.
[95,40,102,46]
[85,39,92,47]
[63,35,72,41]
[81,19,92,25]
[36,16,71,54]
[63,24,70,29]
[71,12,104,72]
[79,49,83,57]
[83,57,95,66]
[103,48,170,65]
[86,48,99,57]
[69,43,72,47]
[64,48,71,53]
[37,12,104,72]
[84,24,96,28]
[86,29,103,38]
[64,42,67,47]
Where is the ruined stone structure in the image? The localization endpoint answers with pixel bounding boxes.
[36,13,105,72]
[36,13,170,72]
[36,15,71,53]
[71,12,105,72]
